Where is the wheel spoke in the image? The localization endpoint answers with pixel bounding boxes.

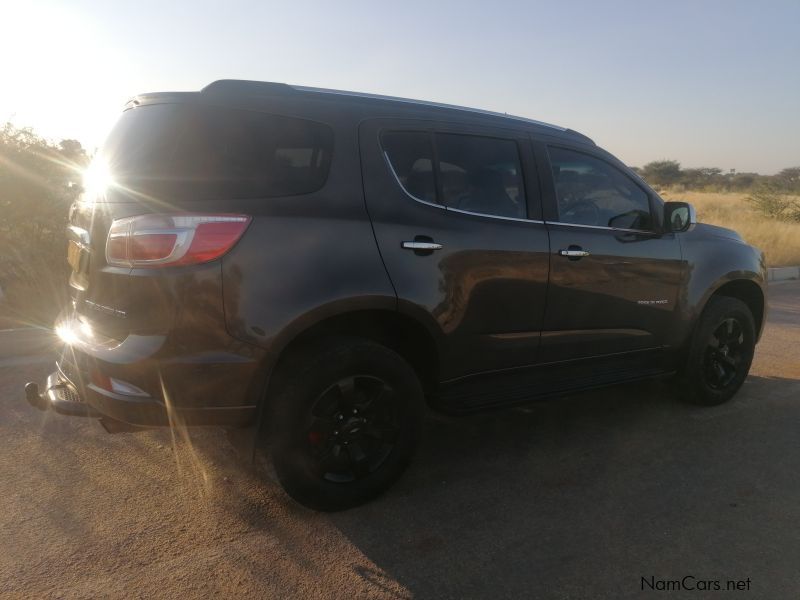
[355,378,387,411]
[712,360,726,382]
[337,376,356,404]
[716,318,742,345]
[312,387,340,418]
[347,440,367,463]
[724,319,734,342]
[363,422,398,441]
[730,320,742,343]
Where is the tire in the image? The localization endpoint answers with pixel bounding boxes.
[679,296,756,406]
[268,336,425,511]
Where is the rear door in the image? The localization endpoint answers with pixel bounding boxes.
[537,142,683,362]
[360,119,550,380]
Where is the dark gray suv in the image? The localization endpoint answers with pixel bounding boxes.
[25,80,767,510]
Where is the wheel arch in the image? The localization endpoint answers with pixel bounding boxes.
[709,279,765,339]
[265,306,443,401]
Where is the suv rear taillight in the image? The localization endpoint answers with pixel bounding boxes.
[106,214,251,268]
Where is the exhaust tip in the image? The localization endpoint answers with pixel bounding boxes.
[24,382,47,410]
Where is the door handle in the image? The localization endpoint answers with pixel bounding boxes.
[402,241,443,251]
[559,246,590,260]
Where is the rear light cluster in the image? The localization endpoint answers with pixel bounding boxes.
[106,214,251,268]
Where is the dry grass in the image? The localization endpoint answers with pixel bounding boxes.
[661,190,800,267]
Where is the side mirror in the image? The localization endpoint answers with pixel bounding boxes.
[663,201,696,233]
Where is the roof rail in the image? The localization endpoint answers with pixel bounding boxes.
[292,85,567,132]
[200,79,571,135]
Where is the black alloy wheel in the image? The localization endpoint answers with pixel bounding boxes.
[680,296,756,406]
[306,375,400,483]
[703,317,746,391]
[269,337,424,511]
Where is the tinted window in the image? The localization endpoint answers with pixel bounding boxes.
[436,134,525,219]
[101,104,333,199]
[548,146,652,230]
[381,132,436,203]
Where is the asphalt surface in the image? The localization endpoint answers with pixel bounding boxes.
[1,282,798,599]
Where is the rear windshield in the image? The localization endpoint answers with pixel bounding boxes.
[101,103,334,199]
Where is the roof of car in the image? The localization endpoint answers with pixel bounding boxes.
[131,79,595,145]
[204,80,594,144]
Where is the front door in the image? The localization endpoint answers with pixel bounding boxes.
[360,119,550,380]
[538,143,684,362]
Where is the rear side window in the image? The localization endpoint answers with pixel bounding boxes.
[548,146,652,230]
[435,134,525,219]
[382,131,526,219]
[101,104,333,199]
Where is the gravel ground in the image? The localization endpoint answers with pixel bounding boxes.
[1,281,798,599]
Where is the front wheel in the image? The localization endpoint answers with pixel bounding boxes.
[268,337,424,511]
[679,296,756,406]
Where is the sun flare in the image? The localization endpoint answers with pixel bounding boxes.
[82,157,114,199]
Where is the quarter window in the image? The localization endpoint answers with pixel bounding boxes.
[548,146,653,230]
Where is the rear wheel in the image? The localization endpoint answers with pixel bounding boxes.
[679,296,756,406]
[268,337,424,511]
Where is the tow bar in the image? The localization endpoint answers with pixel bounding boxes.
[24,375,100,418]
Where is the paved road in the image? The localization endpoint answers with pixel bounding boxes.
[1,282,798,599]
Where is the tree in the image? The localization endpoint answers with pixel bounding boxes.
[0,123,89,324]
[640,160,682,187]
[775,167,800,192]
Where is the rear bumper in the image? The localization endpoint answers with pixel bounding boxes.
[27,365,257,428]
[26,313,264,428]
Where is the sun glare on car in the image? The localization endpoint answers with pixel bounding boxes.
[82,157,114,200]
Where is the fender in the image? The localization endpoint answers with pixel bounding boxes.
[668,223,767,349]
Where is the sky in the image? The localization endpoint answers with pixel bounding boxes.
[1,0,798,174]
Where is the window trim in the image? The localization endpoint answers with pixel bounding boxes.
[547,220,662,236]
[544,143,658,233]
[380,128,538,223]
[382,149,443,209]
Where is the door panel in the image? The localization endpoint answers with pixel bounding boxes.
[544,224,682,361]
[539,144,684,362]
[360,119,550,380]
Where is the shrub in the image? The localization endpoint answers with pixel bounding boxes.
[746,183,800,222]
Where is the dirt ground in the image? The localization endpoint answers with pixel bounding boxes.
[1,281,798,599]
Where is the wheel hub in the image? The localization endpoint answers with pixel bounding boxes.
[336,415,367,439]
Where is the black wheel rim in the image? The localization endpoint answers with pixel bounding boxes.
[703,317,746,390]
[306,375,400,483]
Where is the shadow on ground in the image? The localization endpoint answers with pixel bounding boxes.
[327,374,800,598]
[3,361,798,599]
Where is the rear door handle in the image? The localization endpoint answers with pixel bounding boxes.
[559,245,590,260]
[402,241,443,251]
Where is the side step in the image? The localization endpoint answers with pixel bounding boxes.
[433,352,673,414]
